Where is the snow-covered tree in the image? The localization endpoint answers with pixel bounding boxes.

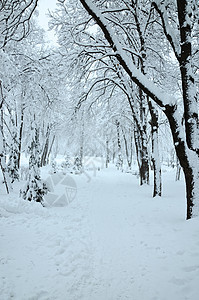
[21,123,48,203]
[78,0,199,219]
[7,130,19,183]
[0,0,38,48]
[50,0,162,193]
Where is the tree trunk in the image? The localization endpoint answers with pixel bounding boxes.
[121,127,132,169]
[0,126,10,194]
[134,126,149,185]
[46,134,55,165]
[184,168,197,220]
[148,100,162,197]
[177,0,199,151]
[17,106,24,169]
[139,146,149,185]
[165,105,199,219]
[40,138,49,167]
[105,137,109,168]
[116,120,123,170]
[0,82,11,193]
[176,158,181,181]
[112,139,116,163]
[151,127,162,197]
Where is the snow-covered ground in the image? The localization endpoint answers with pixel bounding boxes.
[1,166,199,300]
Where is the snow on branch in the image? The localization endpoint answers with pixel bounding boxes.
[79,0,177,109]
[0,0,38,47]
[152,1,181,62]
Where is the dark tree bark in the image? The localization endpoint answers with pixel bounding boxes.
[134,126,149,185]
[105,137,109,168]
[121,127,132,169]
[40,125,50,167]
[0,0,38,48]
[176,158,181,181]
[165,105,198,219]
[46,134,55,165]
[177,0,199,151]
[0,81,10,193]
[115,120,123,170]
[148,100,162,197]
[17,105,24,169]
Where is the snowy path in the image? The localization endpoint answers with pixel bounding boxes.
[88,170,139,299]
[1,168,199,299]
[86,170,199,300]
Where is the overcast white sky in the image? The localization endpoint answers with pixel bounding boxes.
[36,0,58,44]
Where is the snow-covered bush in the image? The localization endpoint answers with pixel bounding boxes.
[20,173,48,204]
[20,126,48,204]
[73,155,82,173]
[7,137,19,183]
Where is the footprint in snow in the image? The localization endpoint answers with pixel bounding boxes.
[170,277,186,286]
[183,265,199,272]
[176,250,184,256]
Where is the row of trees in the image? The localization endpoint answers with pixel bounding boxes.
[0,1,64,202]
[1,0,198,220]
[49,0,199,219]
